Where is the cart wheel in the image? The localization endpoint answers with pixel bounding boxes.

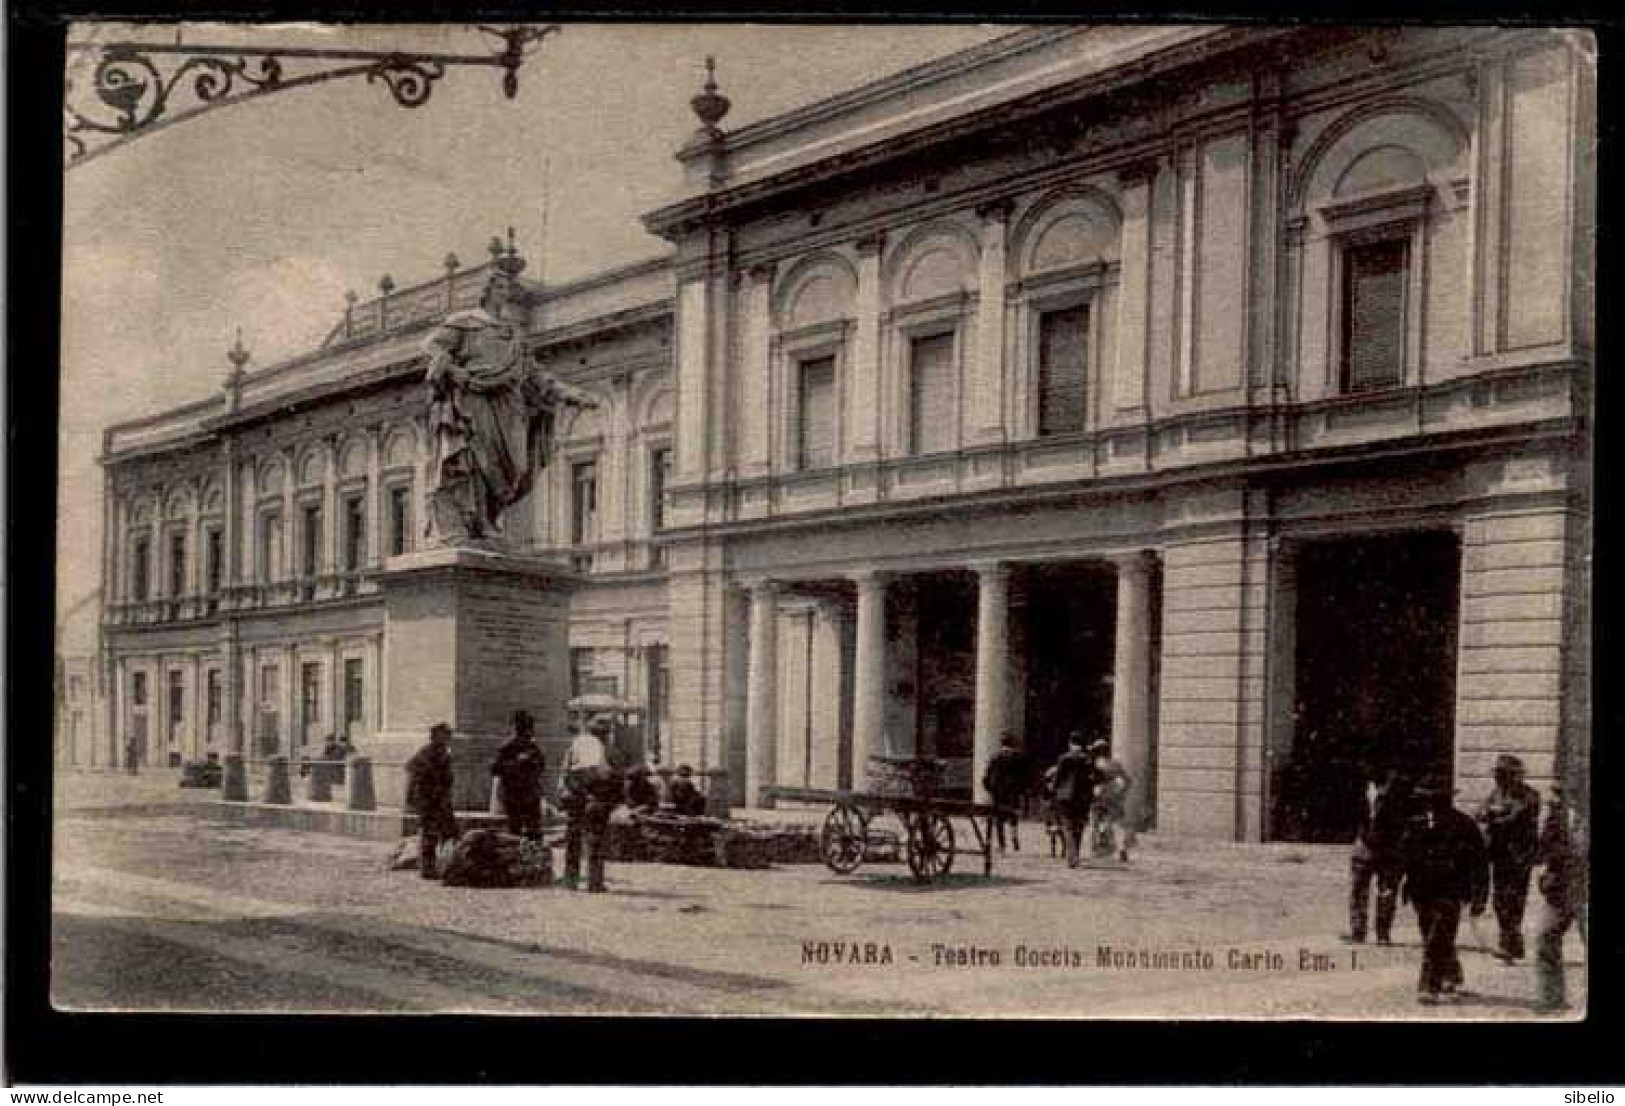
[906,812,955,883]
[821,802,869,874]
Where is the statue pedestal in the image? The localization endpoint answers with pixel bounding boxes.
[372,546,576,811]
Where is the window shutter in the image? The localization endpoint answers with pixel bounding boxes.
[1038,305,1090,435]
[1342,239,1407,393]
[908,333,955,455]
[797,356,836,469]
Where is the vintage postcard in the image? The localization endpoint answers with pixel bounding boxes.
[54,21,1593,1020]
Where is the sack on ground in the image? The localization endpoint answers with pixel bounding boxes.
[440,828,553,888]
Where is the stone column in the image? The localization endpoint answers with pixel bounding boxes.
[972,562,1010,806]
[366,632,384,740]
[221,442,239,587]
[849,569,889,788]
[971,200,1011,446]
[847,233,885,463]
[744,580,780,808]
[282,643,298,756]
[1111,551,1156,832]
[738,263,774,478]
[280,448,296,583]
[190,654,204,762]
[188,479,203,599]
[366,426,383,567]
[322,439,339,582]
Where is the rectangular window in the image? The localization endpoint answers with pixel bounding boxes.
[649,447,672,533]
[131,535,151,601]
[258,663,280,754]
[167,670,184,739]
[131,670,148,707]
[1037,304,1090,436]
[571,461,599,547]
[342,495,366,572]
[570,647,593,699]
[168,531,188,597]
[259,511,282,582]
[908,333,955,455]
[206,670,222,727]
[301,503,323,578]
[796,356,836,470]
[387,485,410,558]
[1341,238,1407,393]
[205,529,223,594]
[344,658,365,733]
[300,661,321,747]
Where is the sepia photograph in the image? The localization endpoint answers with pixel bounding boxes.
[50,19,1594,1023]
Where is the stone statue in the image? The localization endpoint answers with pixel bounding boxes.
[422,238,596,546]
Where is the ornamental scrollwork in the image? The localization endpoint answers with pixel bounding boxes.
[64,25,558,170]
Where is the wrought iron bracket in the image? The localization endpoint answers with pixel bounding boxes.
[64,24,558,169]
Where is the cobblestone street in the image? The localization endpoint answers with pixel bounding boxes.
[51,774,1585,1019]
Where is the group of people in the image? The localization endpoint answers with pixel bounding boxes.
[1344,754,1588,1010]
[404,710,710,893]
[982,731,1134,868]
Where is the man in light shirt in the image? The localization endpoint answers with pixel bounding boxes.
[561,715,621,892]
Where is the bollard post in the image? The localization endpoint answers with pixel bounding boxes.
[263,755,293,805]
[222,753,249,802]
[307,761,333,802]
[347,756,377,812]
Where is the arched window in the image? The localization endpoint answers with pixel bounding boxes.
[1288,100,1469,399]
[881,222,979,457]
[772,253,857,471]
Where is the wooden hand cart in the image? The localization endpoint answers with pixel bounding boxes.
[763,785,997,884]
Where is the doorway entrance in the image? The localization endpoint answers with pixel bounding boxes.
[1273,530,1460,842]
[1020,561,1117,774]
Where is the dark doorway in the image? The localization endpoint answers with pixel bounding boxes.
[1021,561,1117,775]
[1275,530,1460,842]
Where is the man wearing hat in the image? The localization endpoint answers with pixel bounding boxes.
[560,715,622,892]
[1400,776,1489,1004]
[1050,733,1097,868]
[405,722,458,880]
[490,709,546,839]
[669,765,707,816]
[1476,753,1542,961]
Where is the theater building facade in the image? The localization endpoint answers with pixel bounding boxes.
[95,24,1592,841]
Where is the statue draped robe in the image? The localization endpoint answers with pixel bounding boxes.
[424,308,566,544]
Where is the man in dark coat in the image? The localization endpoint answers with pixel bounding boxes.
[669,765,707,817]
[1346,767,1410,945]
[490,709,545,839]
[1476,754,1541,961]
[405,722,458,880]
[982,733,1030,853]
[625,764,661,813]
[1051,733,1098,869]
[1533,784,1588,1011]
[1400,778,1489,1004]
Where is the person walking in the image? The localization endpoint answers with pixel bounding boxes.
[490,709,546,839]
[1533,784,1588,1012]
[982,733,1030,853]
[404,722,458,880]
[1399,777,1489,1004]
[561,715,621,892]
[1477,754,1541,962]
[1346,767,1410,946]
[1051,733,1097,869]
[1088,739,1133,863]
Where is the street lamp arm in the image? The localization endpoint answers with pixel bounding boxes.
[64,25,559,169]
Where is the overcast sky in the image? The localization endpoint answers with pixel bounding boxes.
[57,21,1010,629]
